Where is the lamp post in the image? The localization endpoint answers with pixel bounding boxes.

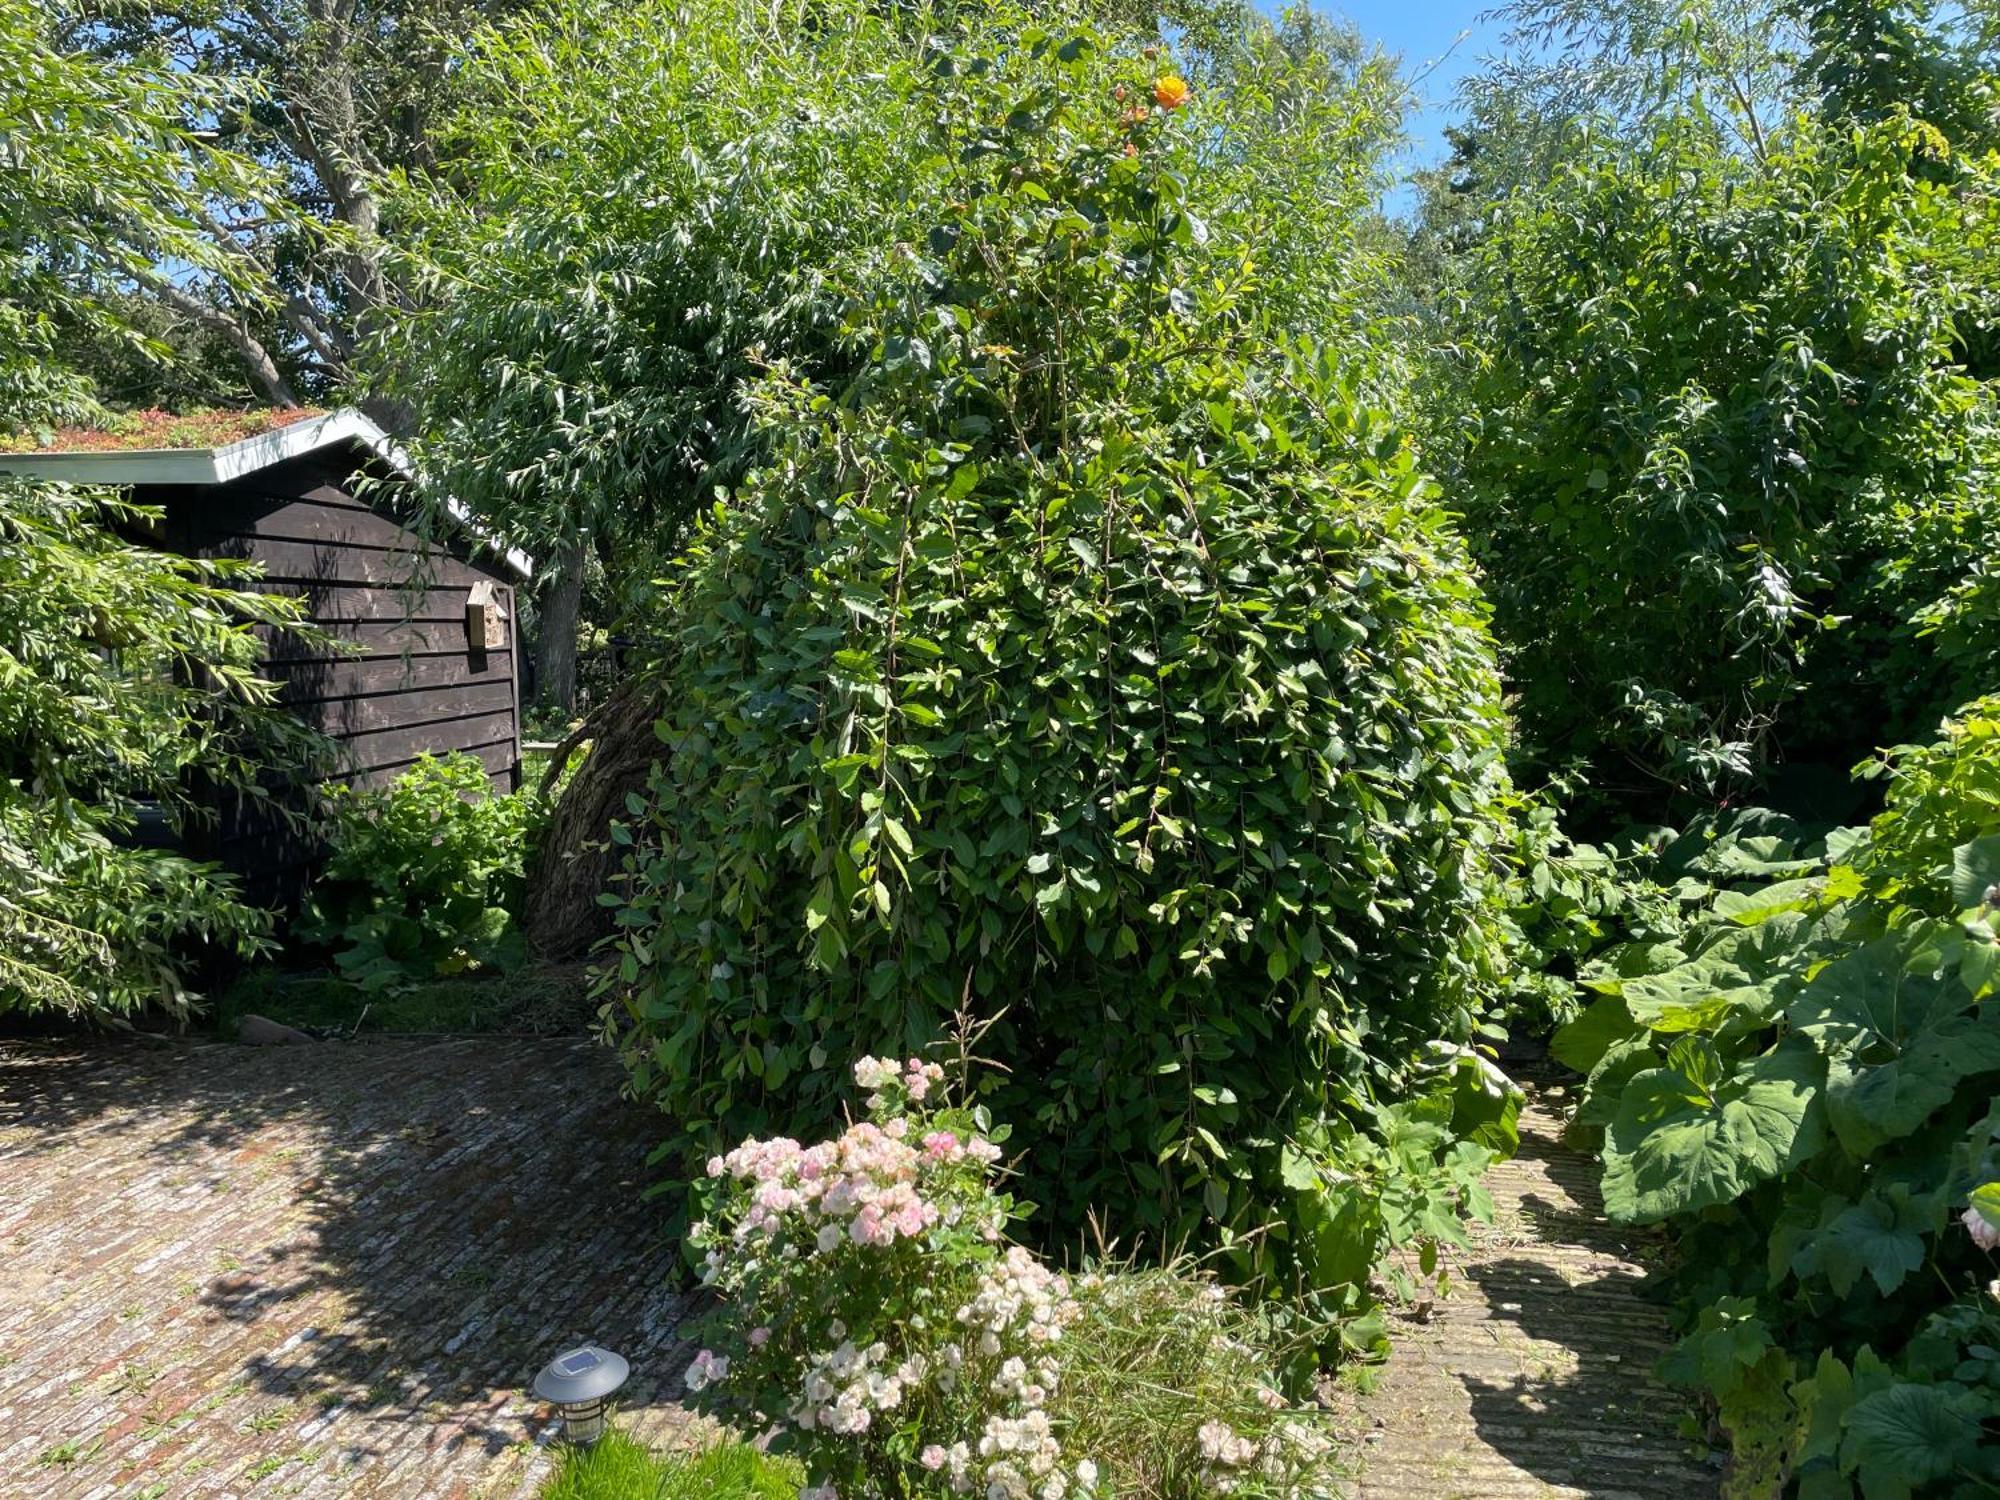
[533,1343,629,1446]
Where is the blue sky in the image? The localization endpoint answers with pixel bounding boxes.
[1311,2,1512,182]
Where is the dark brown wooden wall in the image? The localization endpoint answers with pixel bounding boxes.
[146,453,523,891]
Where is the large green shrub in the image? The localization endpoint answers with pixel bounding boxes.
[1557,698,2000,1494]
[604,5,1519,1315]
[0,481,320,1019]
[1432,104,2000,796]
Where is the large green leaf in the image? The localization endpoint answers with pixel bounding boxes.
[1951,833,2000,910]
[1602,1036,1826,1223]
[1840,1381,1990,1498]
[1618,913,1809,1035]
[1574,1037,1660,1130]
[1789,1187,1932,1297]
[1788,938,2000,1154]
[1711,877,1822,926]
[1551,993,1640,1072]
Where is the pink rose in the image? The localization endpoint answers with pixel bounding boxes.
[1964,1205,2000,1252]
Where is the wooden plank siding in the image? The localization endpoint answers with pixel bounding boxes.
[271,650,516,703]
[142,452,525,893]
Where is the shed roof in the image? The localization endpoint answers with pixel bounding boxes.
[0,407,533,581]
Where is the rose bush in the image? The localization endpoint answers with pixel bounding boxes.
[681,1055,1340,1500]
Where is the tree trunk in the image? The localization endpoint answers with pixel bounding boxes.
[535,541,584,712]
[144,277,301,408]
[522,676,662,961]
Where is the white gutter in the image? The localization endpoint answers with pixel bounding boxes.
[0,408,535,581]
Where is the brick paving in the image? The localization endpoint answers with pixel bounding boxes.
[0,1037,700,1499]
[1351,1088,1721,1499]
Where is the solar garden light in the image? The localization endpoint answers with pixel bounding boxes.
[534,1343,629,1446]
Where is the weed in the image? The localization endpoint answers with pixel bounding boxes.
[37,1435,103,1469]
[114,1362,159,1396]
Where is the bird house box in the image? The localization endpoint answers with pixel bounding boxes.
[465,580,507,651]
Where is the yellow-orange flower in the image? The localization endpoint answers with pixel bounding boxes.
[1153,76,1189,110]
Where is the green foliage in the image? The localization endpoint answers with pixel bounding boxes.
[373,0,936,583]
[372,0,1407,603]
[298,754,533,991]
[602,1,1518,1332]
[538,1431,802,1500]
[1491,787,1674,1032]
[1278,1064,1508,1352]
[1428,43,2000,795]
[0,0,282,428]
[0,480,322,1020]
[1559,698,2000,1496]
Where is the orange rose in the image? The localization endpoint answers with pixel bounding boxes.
[1153,76,1189,110]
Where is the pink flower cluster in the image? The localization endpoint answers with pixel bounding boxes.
[706,1117,942,1248]
[700,1058,1003,1256]
[682,1348,729,1393]
[854,1053,947,1107]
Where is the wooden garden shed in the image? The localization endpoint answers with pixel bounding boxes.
[0,406,532,889]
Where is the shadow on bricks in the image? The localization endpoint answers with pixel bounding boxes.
[0,1036,701,1498]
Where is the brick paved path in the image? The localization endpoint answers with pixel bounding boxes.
[1351,1089,1721,1499]
[0,1037,698,1499]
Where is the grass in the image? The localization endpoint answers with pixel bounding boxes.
[538,1432,801,1500]
[212,966,593,1038]
[1048,1259,1347,1498]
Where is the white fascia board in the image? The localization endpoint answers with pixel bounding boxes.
[0,408,534,581]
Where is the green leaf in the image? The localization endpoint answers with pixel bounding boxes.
[1618,913,1809,1036]
[1551,994,1640,1072]
[1951,834,2000,909]
[1659,1295,1771,1398]
[1789,938,2000,1153]
[1711,878,1821,926]
[1969,1181,2000,1232]
[881,815,915,858]
[1790,1188,1930,1297]
[1602,1037,1825,1223]
[1840,1382,1989,1496]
